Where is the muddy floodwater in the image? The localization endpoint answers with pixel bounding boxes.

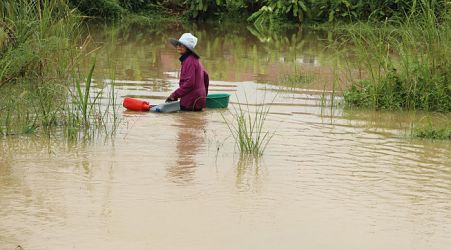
[1,23,450,250]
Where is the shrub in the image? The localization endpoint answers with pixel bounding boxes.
[68,0,124,18]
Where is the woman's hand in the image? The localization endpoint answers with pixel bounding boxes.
[165,95,177,103]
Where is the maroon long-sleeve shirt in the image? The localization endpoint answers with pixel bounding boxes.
[171,54,209,111]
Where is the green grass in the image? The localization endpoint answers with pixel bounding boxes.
[0,1,120,141]
[411,119,451,140]
[66,61,120,141]
[74,61,97,125]
[341,1,450,112]
[409,113,451,140]
[0,62,120,140]
[413,126,451,140]
[1,0,81,84]
[63,0,448,25]
[222,94,274,157]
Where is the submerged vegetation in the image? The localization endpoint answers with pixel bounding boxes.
[413,124,451,140]
[0,62,119,140]
[411,115,451,140]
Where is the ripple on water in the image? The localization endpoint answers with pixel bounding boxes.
[1,37,451,249]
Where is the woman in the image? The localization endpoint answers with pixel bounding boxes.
[166,33,209,111]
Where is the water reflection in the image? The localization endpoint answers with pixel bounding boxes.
[1,21,450,250]
[235,156,265,192]
[166,113,207,184]
[85,21,334,87]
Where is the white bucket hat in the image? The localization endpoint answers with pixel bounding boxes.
[169,33,199,57]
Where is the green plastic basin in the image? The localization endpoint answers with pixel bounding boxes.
[206,93,230,108]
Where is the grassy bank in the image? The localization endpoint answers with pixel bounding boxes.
[341,1,450,112]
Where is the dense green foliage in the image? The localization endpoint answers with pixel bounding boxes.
[64,0,449,25]
[1,0,79,85]
[69,0,124,18]
[342,1,450,112]
[413,124,451,140]
[1,1,118,139]
[248,0,449,26]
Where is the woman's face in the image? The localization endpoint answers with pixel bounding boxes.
[176,44,188,55]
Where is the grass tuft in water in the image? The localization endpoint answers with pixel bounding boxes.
[222,94,274,157]
[413,126,451,140]
[410,116,451,140]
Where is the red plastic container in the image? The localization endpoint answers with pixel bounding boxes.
[123,97,150,111]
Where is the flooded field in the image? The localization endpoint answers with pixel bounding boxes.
[1,23,450,250]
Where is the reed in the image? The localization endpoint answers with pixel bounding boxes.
[74,61,97,125]
[0,61,120,141]
[64,61,121,141]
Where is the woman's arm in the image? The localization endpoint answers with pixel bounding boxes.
[171,62,195,99]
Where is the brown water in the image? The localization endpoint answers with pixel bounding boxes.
[1,23,450,250]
